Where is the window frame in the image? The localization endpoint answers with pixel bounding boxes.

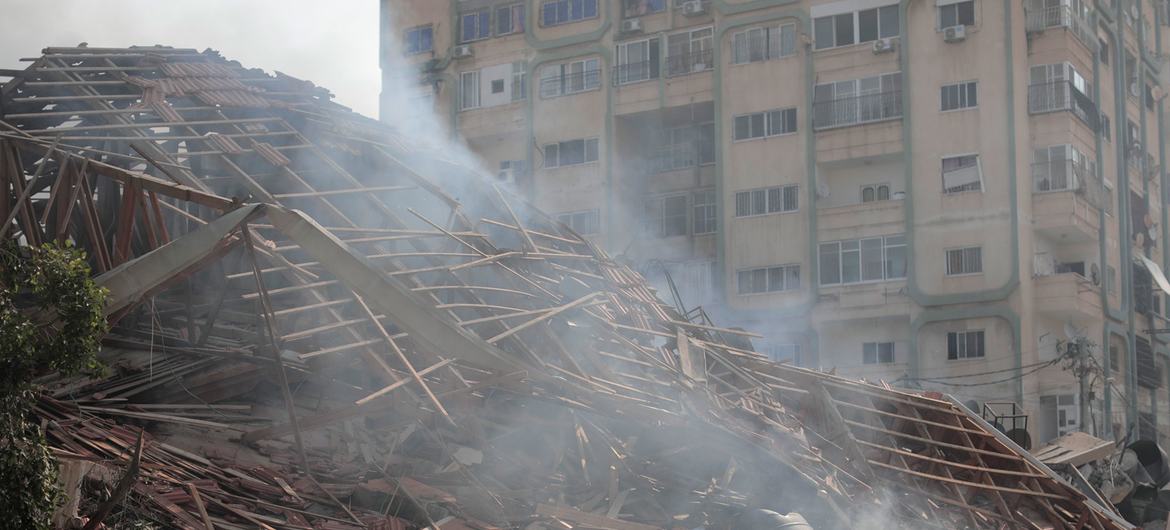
[941,153,983,194]
[860,183,892,202]
[863,341,896,364]
[818,235,906,286]
[940,80,978,112]
[666,26,714,77]
[404,25,435,55]
[459,70,481,111]
[556,209,601,235]
[542,137,600,168]
[732,107,797,142]
[813,4,899,51]
[937,0,976,29]
[541,0,600,27]
[615,37,661,85]
[460,9,493,43]
[736,264,802,295]
[692,189,717,235]
[734,184,799,217]
[495,3,526,36]
[730,23,797,64]
[539,57,602,98]
[947,330,986,360]
[944,246,984,276]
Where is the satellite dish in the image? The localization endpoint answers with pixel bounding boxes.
[1064,321,1086,340]
[815,179,831,198]
[1090,263,1101,285]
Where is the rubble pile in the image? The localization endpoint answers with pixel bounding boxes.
[1,46,1130,529]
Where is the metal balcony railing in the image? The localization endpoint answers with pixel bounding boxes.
[1032,161,1112,213]
[666,48,713,77]
[539,69,601,97]
[613,60,660,86]
[1024,4,1098,52]
[1027,81,1099,131]
[812,91,902,131]
[650,144,704,173]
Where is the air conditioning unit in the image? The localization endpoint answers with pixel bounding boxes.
[1130,83,1141,98]
[620,18,643,34]
[872,37,896,54]
[681,0,707,16]
[453,45,474,59]
[943,25,966,43]
[497,168,516,184]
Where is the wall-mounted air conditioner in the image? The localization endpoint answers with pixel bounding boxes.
[681,0,706,16]
[872,37,896,54]
[943,25,966,43]
[620,18,643,34]
[453,45,474,59]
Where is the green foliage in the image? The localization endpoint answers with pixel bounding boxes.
[0,242,107,530]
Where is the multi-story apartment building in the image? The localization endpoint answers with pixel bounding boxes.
[382,0,1170,447]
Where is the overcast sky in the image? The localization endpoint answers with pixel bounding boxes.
[0,0,382,117]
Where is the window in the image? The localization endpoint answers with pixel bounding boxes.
[738,264,801,294]
[404,26,434,54]
[512,61,527,101]
[731,24,797,64]
[941,81,977,111]
[941,154,982,193]
[1033,145,1094,192]
[863,342,895,364]
[692,190,716,234]
[1100,37,1110,66]
[945,246,983,275]
[938,0,975,28]
[655,123,714,171]
[1146,84,1156,110]
[861,184,890,202]
[734,185,798,217]
[1101,114,1111,142]
[557,209,600,234]
[1107,265,1117,294]
[542,0,599,26]
[460,71,480,110]
[819,235,905,285]
[543,138,599,168]
[496,3,526,36]
[1029,63,1092,115]
[491,79,505,94]
[645,195,689,237]
[461,10,492,43]
[814,5,898,50]
[540,58,601,98]
[616,38,660,84]
[947,331,985,359]
[766,343,801,363]
[813,72,902,129]
[667,27,713,77]
[498,160,527,181]
[733,108,797,140]
[814,13,856,49]
[624,0,666,16]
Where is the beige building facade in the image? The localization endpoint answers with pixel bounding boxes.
[383,0,1170,447]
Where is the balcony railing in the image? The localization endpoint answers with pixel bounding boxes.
[666,48,713,78]
[1027,81,1099,131]
[539,69,601,98]
[1032,161,1112,213]
[648,143,715,173]
[1024,4,1098,52]
[812,91,902,131]
[613,60,661,86]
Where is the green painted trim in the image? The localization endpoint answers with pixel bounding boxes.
[713,0,800,16]
[523,0,613,50]
[903,0,1021,307]
[910,305,1024,405]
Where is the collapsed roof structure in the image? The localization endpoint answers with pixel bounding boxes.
[0,46,1132,529]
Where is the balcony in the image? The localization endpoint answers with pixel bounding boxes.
[817,199,905,240]
[540,69,602,98]
[649,143,715,173]
[813,91,902,131]
[1034,272,1103,320]
[1024,3,1098,52]
[1032,166,1106,242]
[1027,81,1099,132]
[666,48,713,78]
[613,61,660,86]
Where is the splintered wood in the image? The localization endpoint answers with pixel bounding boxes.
[2,47,1127,529]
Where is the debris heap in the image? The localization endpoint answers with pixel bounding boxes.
[0,46,1130,529]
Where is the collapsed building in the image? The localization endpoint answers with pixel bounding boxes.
[0,46,1133,529]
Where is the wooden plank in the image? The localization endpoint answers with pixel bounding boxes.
[534,503,661,530]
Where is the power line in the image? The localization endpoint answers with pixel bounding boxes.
[905,359,1062,388]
